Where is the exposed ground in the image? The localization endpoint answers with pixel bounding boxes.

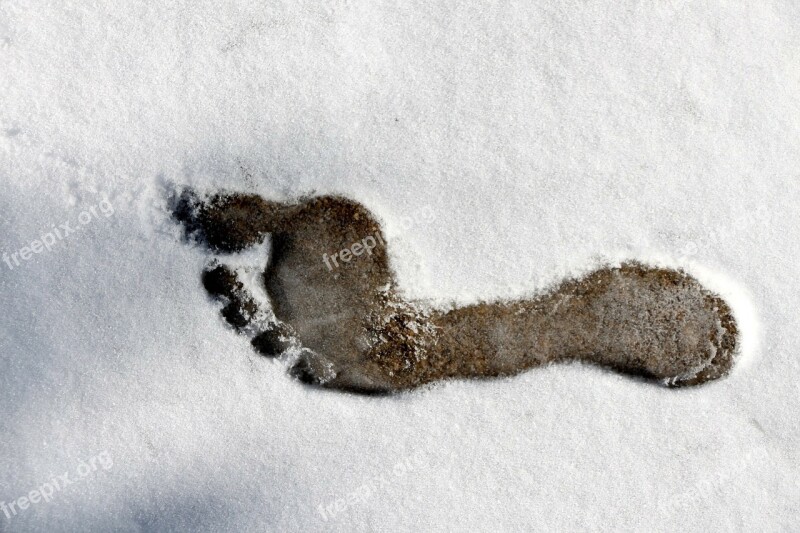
[175,190,739,393]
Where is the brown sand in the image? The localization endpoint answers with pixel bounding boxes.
[173,190,738,394]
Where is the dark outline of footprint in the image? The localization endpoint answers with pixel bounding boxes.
[173,189,739,394]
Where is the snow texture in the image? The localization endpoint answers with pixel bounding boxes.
[0,1,798,531]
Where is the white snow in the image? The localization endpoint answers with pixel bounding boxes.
[1,1,799,531]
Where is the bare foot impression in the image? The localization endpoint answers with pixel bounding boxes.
[173,190,739,394]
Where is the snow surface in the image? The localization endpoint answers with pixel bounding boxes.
[1,1,799,531]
